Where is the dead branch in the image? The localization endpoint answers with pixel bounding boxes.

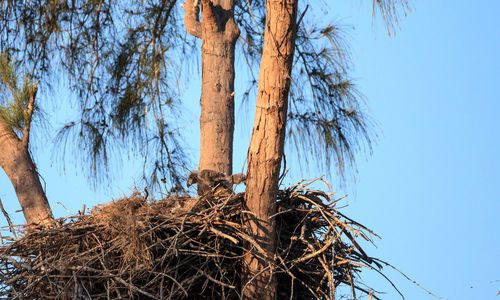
[0,183,425,299]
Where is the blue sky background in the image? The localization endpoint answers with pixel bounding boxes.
[1,0,499,298]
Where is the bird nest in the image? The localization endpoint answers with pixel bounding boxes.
[0,181,395,299]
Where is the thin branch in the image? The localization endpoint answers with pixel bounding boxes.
[245,0,263,37]
[0,197,17,239]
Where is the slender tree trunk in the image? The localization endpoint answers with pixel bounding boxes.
[0,116,54,228]
[243,0,298,299]
[183,0,239,175]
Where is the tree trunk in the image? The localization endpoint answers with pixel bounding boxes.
[183,0,240,175]
[243,0,298,299]
[0,115,54,228]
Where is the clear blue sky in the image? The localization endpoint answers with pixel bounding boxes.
[1,1,499,299]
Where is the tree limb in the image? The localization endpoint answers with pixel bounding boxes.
[182,0,201,38]
[21,80,38,149]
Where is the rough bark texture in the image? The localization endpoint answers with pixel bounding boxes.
[183,0,240,175]
[0,115,54,228]
[243,0,298,299]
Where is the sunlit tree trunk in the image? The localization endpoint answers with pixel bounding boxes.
[243,0,298,298]
[0,115,54,228]
[183,0,239,175]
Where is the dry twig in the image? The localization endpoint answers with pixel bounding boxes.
[0,183,418,299]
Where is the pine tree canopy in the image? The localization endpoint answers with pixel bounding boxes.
[0,0,409,189]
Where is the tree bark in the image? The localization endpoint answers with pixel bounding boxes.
[243,0,298,299]
[183,0,240,175]
[0,115,54,228]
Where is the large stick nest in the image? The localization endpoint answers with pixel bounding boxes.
[0,181,389,299]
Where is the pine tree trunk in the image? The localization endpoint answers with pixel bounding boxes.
[183,0,240,175]
[243,0,298,299]
[0,115,54,228]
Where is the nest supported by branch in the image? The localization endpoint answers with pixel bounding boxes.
[0,181,393,299]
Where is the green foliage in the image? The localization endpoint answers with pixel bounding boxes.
[289,21,373,180]
[0,53,37,135]
[1,0,189,190]
[234,2,388,182]
[372,0,411,35]
[0,0,409,187]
